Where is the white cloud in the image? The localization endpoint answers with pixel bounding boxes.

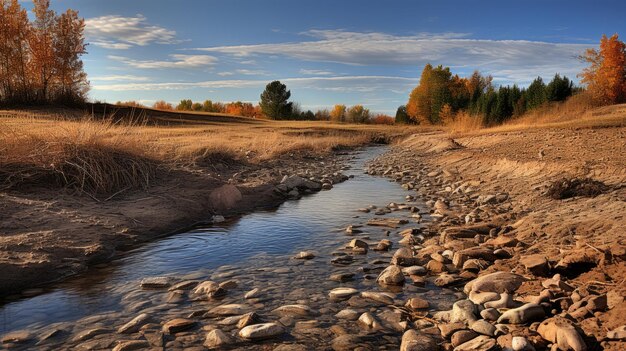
[86,14,179,49]
[194,29,590,83]
[90,74,151,82]
[217,72,234,76]
[109,54,218,69]
[236,69,268,75]
[299,69,334,76]
[92,75,417,92]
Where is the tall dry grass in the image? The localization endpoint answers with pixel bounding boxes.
[0,111,416,197]
[447,92,626,136]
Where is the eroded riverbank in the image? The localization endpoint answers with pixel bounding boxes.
[1,127,624,351]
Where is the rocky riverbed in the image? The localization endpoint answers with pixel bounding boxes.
[2,129,624,350]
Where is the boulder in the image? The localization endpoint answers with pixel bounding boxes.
[520,255,550,276]
[451,300,477,324]
[470,320,496,336]
[209,184,242,210]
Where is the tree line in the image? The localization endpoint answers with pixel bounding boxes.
[401,33,626,126]
[0,0,88,106]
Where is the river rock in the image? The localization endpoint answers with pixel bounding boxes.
[471,320,496,336]
[331,335,362,351]
[272,304,313,317]
[537,316,587,351]
[451,300,478,324]
[469,291,500,305]
[162,318,196,334]
[435,273,463,287]
[204,329,232,349]
[511,336,534,351]
[440,322,466,338]
[193,281,220,295]
[497,303,545,324]
[209,304,248,316]
[480,308,500,321]
[329,273,355,282]
[454,335,497,351]
[245,288,260,299]
[401,329,438,351]
[392,248,420,266]
[377,265,405,285]
[357,312,380,329]
[374,239,392,251]
[403,266,427,276]
[348,239,368,251]
[237,312,261,329]
[239,323,284,340]
[118,313,150,334]
[278,176,322,192]
[465,272,526,294]
[360,291,394,305]
[72,328,110,342]
[336,309,360,320]
[484,292,518,309]
[169,280,199,291]
[1,330,31,344]
[329,288,359,300]
[405,297,430,310]
[140,277,172,289]
[112,340,149,351]
[451,330,479,347]
[294,251,315,260]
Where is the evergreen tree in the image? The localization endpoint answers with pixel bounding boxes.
[259,80,293,120]
[546,74,574,102]
[525,77,547,110]
[394,105,413,124]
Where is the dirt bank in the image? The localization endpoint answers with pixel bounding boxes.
[367,125,625,350]
[0,150,356,297]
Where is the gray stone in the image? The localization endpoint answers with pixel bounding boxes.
[497,303,545,324]
[239,323,284,340]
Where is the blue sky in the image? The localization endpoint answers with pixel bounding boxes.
[21,0,626,114]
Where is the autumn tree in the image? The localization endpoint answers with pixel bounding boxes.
[191,102,203,111]
[579,34,626,104]
[407,64,453,124]
[153,100,173,110]
[259,80,293,120]
[371,114,394,125]
[176,99,193,111]
[315,108,330,121]
[346,105,370,123]
[0,0,88,105]
[330,104,346,122]
[439,104,454,125]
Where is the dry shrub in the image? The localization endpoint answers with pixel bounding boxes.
[0,116,158,197]
[547,178,609,200]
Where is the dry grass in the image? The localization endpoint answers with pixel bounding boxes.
[447,94,626,137]
[0,110,421,197]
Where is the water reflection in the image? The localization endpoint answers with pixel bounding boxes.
[0,146,413,333]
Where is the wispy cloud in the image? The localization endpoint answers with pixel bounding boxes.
[236,69,268,75]
[89,74,151,82]
[194,29,590,82]
[108,54,218,69]
[299,69,334,76]
[86,14,180,49]
[92,75,417,92]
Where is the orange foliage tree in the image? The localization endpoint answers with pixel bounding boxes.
[153,100,173,110]
[579,34,626,105]
[0,0,88,105]
[371,114,394,125]
[330,104,346,122]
